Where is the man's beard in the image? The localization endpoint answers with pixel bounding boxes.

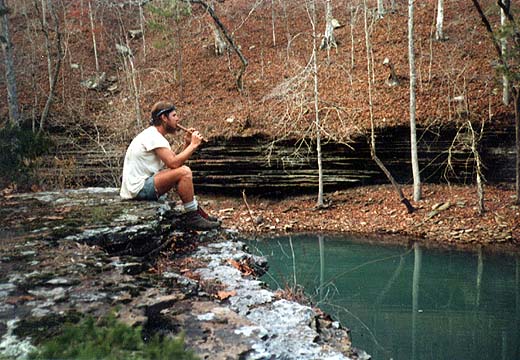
[164,123,178,134]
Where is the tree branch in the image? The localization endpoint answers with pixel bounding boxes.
[185,0,248,91]
[472,0,503,58]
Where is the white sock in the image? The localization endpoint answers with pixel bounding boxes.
[183,198,198,212]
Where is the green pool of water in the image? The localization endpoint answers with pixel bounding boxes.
[246,234,520,360]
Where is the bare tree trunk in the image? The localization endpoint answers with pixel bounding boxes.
[377,0,385,18]
[271,0,276,47]
[309,0,324,207]
[514,89,520,204]
[211,22,227,55]
[128,53,141,127]
[320,0,337,53]
[139,2,146,58]
[0,0,20,126]
[117,13,142,127]
[501,0,510,105]
[435,0,445,41]
[409,0,421,201]
[468,120,486,214]
[21,0,38,130]
[471,0,519,204]
[88,0,99,73]
[174,0,184,97]
[40,0,52,86]
[282,0,290,55]
[39,1,62,133]
[363,0,414,213]
[349,4,358,69]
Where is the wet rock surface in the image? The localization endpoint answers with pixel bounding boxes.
[0,188,364,359]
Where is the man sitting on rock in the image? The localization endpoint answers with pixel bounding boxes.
[120,100,220,230]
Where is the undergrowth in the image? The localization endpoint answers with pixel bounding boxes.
[0,125,53,189]
[28,312,198,360]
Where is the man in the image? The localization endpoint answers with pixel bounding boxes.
[120,100,220,230]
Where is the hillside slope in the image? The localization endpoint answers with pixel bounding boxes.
[2,0,514,142]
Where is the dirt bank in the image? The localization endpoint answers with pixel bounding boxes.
[201,184,519,254]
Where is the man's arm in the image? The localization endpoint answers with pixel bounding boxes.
[155,131,203,169]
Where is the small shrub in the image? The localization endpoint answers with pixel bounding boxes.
[0,125,53,189]
[29,313,198,360]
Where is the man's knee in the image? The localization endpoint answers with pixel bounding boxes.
[180,165,192,180]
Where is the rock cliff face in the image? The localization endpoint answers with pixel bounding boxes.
[40,125,516,196]
[0,188,367,359]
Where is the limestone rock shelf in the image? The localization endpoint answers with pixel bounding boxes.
[39,125,516,195]
[0,188,366,360]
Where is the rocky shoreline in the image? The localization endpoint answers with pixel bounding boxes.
[0,188,367,359]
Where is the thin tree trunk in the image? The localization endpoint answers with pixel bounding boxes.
[363,0,414,213]
[501,0,510,105]
[409,0,421,201]
[377,0,385,18]
[471,0,519,204]
[271,0,276,47]
[22,2,38,130]
[40,0,52,87]
[175,0,184,97]
[0,0,20,126]
[350,5,357,69]
[128,53,141,127]
[514,89,520,204]
[320,0,337,54]
[468,120,486,214]
[435,0,444,41]
[88,0,99,73]
[309,0,324,207]
[139,3,146,58]
[39,3,62,133]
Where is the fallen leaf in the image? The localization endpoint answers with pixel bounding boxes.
[216,290,236,300]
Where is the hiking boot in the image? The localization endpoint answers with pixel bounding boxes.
[184,210,221,231]
[198,205,220,223]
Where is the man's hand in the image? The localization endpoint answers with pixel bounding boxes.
[184,127,203,148]
[190,130,203,147]
[183,127,195,146]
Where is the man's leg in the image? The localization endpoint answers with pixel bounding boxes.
[154,165,194,203]
[154,166,219,230]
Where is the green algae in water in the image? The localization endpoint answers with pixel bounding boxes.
[28,312,198,360]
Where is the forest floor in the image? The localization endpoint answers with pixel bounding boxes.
[199,183,520,254]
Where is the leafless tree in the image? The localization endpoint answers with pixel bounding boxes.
[320,0,337,53]
[307,0,324,207]
[88,0,100,73]
[0,0,20,126]
[446,114,487,214]
[34,0,63,133]
[500,0,510,105]
[409,0,421,201]
[472,0,520,204]
[377,0,385,18]
[435,0,445,41]
[363,0,414,213]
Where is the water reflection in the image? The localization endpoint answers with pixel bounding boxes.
[247,234,520,360]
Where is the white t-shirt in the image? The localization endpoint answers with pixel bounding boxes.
[120,126,170,199]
